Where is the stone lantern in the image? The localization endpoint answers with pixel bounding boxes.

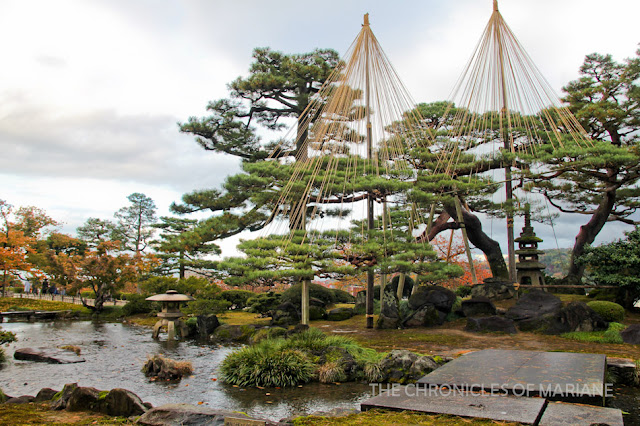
[514,206,546,287]
[146,290,195,340]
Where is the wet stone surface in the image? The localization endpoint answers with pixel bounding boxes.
[416,349,606,404]
[362,387,546,424]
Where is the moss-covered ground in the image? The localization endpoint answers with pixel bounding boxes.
[0,402,133,425]
[293,409,520,425]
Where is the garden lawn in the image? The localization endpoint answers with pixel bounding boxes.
[0,298,86,313]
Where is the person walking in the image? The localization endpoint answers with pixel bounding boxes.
[41,279,49,298]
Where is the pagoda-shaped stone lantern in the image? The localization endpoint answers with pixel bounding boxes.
[514,206,546,287]
[146,290,194,340]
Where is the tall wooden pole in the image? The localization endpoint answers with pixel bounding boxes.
[364,13,375,329]
[494,0,517,283]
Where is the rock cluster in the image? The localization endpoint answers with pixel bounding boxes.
[462,290,608,335]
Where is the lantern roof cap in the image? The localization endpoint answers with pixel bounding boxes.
[145,290,195,302]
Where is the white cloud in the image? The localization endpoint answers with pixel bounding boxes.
[0,0,638,257]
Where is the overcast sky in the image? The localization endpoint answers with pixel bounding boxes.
[1,0,638,257]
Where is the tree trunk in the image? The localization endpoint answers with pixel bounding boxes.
[437,203,509,280]
[179,250,185,280]
[565,187,617,284]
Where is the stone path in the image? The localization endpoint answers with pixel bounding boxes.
[361,349,624,425]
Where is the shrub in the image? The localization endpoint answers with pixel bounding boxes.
[561,322,625,344]
[221,290,256,309]
[182,299,231,316]
[331,288,355,303]
[455,285,472,298]
[121,294,154,316]
[247,292,282,315]
[587,301,625,322]
[281,283,335,307]
[389,275,415,299]
[587,288,618,302]
[140,276,223,300]
[445,296,463,322]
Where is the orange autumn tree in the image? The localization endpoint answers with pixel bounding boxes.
[0,200,43,296]
[431,232,492,289]
[75,241,138,312]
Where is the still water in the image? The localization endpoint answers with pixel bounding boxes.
[0,321,371,421]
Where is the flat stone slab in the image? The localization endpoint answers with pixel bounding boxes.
[14,347,85,364]
[417,349,605,404]
[361,387,546,424]
[539,401,624,426]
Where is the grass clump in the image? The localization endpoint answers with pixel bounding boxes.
[561,322,626,344]
[220,340,314,388]
[220,328,384,388]
[587,301,625,322]
[142,354,193,381]
[59,345,81,355]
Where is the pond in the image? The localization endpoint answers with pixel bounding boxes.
[0,321,371,421]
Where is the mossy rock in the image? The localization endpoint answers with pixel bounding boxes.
[326,307,353,321]
[587,301,625,322]
[212,324,256,342]
[251,327,287,343]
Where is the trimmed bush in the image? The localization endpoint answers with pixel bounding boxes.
[455,285,472,298]
[121,294,154,316]
[221,290,255,310]
[587,301,625,322]
[331,288,355,303]
[587,288,618,302]
[247,292,282,315]
[182,299,231,316]
[389,275,415,299]
[281,283,335,308]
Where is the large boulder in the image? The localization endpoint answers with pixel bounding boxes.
[376,285,400,329]
[327,307,354,321]
[465,316,517,334]
[545,301,608,335]
[408,286,456,313]
[14,347,85,364]
[34,388,59,402]
[5,395,35,404]
[471,278,516,300]
[403,304,441,328]
[461,296,497,317]
[51,383,79,410]
[99,388,148,417]
[621,324,640,344]
[506,290,562,331]
[354,290,367,313]
[66,386,101,412]
[136,404,279,426]
[379,350,440,384]
[211,324,256,343]
[196,314,219,337]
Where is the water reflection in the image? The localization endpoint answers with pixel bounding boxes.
[0,321,370,420]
